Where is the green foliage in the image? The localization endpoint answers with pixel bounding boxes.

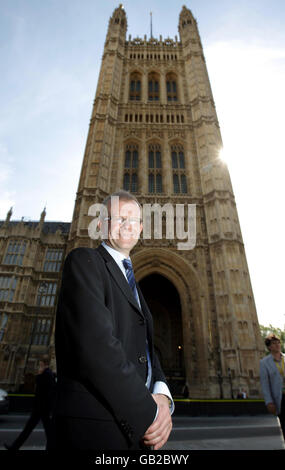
[259,324,285,353]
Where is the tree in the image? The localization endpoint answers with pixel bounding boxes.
[259,324,285,354]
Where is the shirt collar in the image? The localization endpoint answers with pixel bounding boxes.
[101,241,130,266]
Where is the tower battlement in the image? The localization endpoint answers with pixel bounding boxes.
[126,36,180,47]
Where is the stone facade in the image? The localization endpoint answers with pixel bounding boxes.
[0,5,264,397]
[0,208,69,391]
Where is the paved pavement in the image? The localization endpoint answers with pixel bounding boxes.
[0,413,284,451]
[164,414,285,450]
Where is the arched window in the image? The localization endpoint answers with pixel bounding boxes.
[166,73,178,101]
[171,144,187,194]
[129,72,141,101]
[4,240,27,266]
[148,72,160,101]
[148,144,162,193]
[123,143,139,192]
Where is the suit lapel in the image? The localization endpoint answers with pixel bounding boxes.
[97,245,144,319]
[269,355,275,369]
[137,284,154,356]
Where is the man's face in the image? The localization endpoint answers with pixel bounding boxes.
[269,339,281,354]
[104,199,142,256]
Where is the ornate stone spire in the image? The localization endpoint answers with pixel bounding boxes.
[3,206,13,227]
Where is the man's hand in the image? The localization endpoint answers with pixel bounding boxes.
[267,403,277,415]
[142,394,172,450]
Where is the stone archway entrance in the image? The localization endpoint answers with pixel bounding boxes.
[139,273,185,395]
[134,247,210,398]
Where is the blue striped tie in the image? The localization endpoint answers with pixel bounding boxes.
[122,258,139,305]
[123,258,152,388]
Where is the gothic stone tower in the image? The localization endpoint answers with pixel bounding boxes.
[68,5,264,398]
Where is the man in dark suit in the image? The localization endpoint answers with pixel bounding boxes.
[53,190,173,450]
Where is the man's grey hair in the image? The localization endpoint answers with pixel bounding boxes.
[101,190,142,213]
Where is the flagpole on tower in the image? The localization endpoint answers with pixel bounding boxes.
[150,11,153,38]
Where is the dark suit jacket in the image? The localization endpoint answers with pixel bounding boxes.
[54,245,167,449]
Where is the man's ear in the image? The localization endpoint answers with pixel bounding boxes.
[98,218,109,240]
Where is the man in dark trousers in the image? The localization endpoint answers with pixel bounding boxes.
[5,356,56,450]
[53,190,173,450]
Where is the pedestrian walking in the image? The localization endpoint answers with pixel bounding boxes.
[260,333,285,439]
[4,356,56,451]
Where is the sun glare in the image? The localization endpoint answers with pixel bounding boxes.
[219,148,226,163]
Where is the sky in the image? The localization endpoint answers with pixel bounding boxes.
[1,0,285,329]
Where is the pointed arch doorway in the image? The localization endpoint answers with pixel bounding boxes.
[138,273,185,395]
